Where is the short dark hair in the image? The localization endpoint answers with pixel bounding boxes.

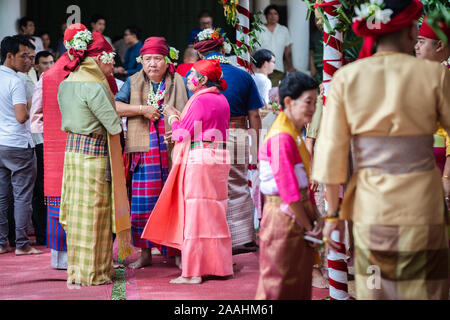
[18,16,34,32]
[90,13,106,24]
[22,35,36,50]
[1,35,32,64]
[279,72,319,110]
[35,51,54,65]
[198,10,213,20]
[125,26,142,40]
[252,49,275,68]
[264,5,280,17]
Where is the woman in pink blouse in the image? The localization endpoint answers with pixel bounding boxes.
[142,59,233,284]
[256,72,323,299]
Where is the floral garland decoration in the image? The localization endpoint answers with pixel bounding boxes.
[196,28,232,55]
[206,54,231,65]
[100,51,116,64]
[64,30,93,51]
[147,80,166,113]
[352,0,393,25]
[220,0,240,27]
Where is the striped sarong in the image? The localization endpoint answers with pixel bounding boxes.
[46,197,66,251]
[227,128,255,247]
[60,133,114,286]
[354,222,449,300]
[130,118,175,256]
[256,195,314,300]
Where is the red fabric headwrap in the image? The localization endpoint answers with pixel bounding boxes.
[140,37,169,56]
[64,31,114,73]
[353,0,423,59]
[194,38,225,54]
[63,23,87,42]
[193,59,228,91]
[419,15,450,41]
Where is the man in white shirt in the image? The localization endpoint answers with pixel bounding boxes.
[0,35,41,256]
[90,14,115,49]
[256,5,298,87]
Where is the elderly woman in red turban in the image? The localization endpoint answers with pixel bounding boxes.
[142,59,233,284]
[114,37,188,269]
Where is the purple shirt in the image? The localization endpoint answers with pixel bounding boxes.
[172,89,230,143]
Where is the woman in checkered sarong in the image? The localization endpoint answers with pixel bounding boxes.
[58,30,124,286]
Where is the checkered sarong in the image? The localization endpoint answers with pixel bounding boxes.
[130,119,175,256]
[353,222,449,300]
[60,133,114,286]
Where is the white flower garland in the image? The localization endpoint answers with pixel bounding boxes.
[197,28,215,42]
[353,0,393,25]
[100,51,116,64]
[64,30,93,51]
[207,55,231,65]
[147,81,166,110]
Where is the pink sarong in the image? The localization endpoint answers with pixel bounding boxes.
[141,87,233,278]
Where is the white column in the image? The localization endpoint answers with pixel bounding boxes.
[254,0,271,23]
[287,0,310,73]
[0,0,25,41]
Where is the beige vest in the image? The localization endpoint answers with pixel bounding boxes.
[126,70,188,153]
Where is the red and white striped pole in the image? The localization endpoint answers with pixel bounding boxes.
[315,0,350,300]
[236,0,251,71]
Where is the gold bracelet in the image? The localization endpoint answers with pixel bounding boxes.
[325,217,340,223]
[139,105,143,115]
[168,115,180,125]
[444,175,450,180]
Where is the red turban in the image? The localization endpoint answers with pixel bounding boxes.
[193,59,227,91]
[419,15,450,41]
[194,38,225,54]
[64,30,118,94]
[64,23,87,42]
[353,0,423,59]
[139,37,176,75]
[140,37,169,57]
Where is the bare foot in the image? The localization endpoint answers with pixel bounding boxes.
[15,247,43,256]
[312,267,329,289]
[170,276,202,284]
[127,249,152,269]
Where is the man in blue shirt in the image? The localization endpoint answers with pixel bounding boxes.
[188,10,225,46]
[192,29,263,253]
[114,26,143,79]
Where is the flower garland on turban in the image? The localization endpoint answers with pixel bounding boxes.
[135,37,179,76]
[193,28,232,55]
[352,0,424,59]
[63,26,118,94]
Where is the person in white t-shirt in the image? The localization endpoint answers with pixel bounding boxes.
[0,35,41,256]
[256,5,298,87]
[251,49,275,106]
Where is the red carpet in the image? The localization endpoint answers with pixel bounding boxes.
[0,247,112,300]
[124,251,329,300]
[0,245,328,300]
